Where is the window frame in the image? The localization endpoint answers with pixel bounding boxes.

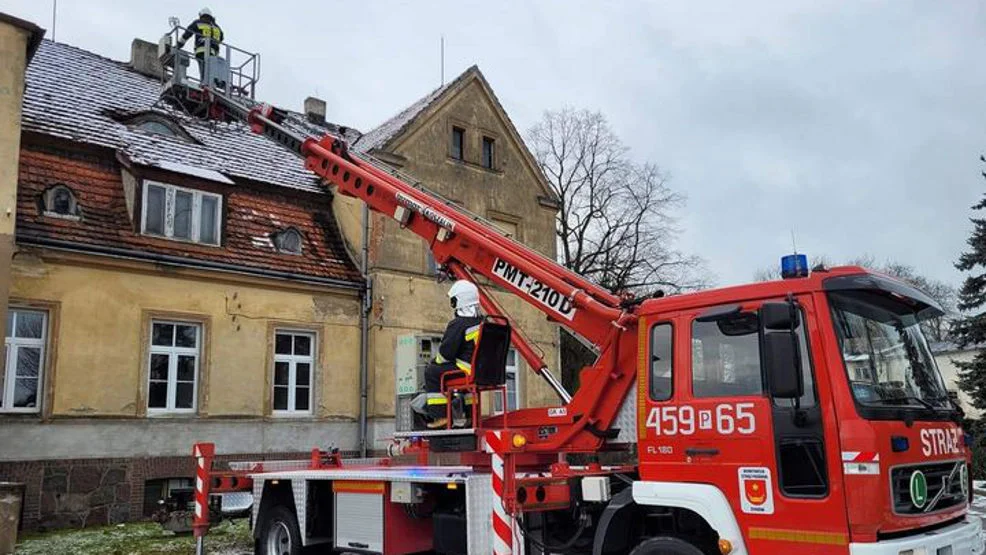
[689,309,764,399]
[451,126,465,161]
[482,136,496,169]
[3,309,48,414]
[272,329,316,416]
[493,348,521,414]
[272,228,304,255]
[140,180,223,246]
[146,319,202,415]
[649,322,674,402]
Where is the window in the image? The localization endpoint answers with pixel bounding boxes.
[40,184,81,219]
[273,331,314,414]
[137,120,179,137]
[3,309,47,413]
[121,113,194,142]
[141,181,222,245]
[491,218,518,239]
[494,348,520,413]
[425,250,438,275]
[691,311,762,397]
[272,228,303,255]
[148,321,201,413]
[451,127,464,160]
[650,323,673,401]
[482,136,495,169]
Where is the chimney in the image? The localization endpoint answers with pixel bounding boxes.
[130,38,164,79]
[304,96,327,125]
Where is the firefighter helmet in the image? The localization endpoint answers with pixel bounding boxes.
[448,280,479,310]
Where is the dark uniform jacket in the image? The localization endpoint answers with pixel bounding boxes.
[181,16,224,56]
[436,316,483,372]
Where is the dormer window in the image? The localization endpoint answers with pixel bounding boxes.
[119,113,195,143]
[137,120,179,137]
[141,181,221,246]
[271,228,303,255]
[40,184,81,219]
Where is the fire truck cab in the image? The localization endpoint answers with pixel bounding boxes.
[622,264,982,554]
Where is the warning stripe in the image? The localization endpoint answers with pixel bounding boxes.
[485,430,512,555]
[333,481,385,494]
[748,527,848,546]
[841,451,880,463]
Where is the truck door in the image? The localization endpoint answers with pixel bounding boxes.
[638,298,849,553]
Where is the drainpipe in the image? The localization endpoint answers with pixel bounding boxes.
[358,204,371,457]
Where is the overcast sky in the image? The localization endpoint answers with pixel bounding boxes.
[3,0,985,288]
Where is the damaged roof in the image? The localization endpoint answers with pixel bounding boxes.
[22,40,354,194]
[19,39,363,284]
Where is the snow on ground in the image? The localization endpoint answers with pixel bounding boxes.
[15,519,251,555]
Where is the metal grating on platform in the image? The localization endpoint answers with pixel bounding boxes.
[393,428,476,438]
[228,457,384,472]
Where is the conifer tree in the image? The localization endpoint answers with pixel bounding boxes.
[954,156,986,411]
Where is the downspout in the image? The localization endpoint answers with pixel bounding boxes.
[358,204,371,457]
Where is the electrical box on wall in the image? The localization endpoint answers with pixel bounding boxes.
[395,333,444,432]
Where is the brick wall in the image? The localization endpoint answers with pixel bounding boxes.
[0,450,333,531]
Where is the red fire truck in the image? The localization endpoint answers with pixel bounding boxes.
[165,54,983,555]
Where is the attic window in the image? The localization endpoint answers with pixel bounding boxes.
[121,113,195,142]
[40,184,81,220]
[137,120,179,137]
[272,228,304,255]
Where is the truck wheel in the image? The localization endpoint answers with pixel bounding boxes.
[257,505,302,555]
[629,536,706,555]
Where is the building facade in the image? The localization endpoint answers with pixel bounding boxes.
[347,66,561,440]
[0,33,559,530]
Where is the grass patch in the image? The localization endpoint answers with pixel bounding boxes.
[16,519,252,555]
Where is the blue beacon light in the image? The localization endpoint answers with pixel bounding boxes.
[781,254,809,279]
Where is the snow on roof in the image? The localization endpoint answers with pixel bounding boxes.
[354,67,475,153]
[22,40,355,193]
[150,160,235,184]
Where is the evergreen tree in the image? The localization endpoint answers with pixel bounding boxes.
[954,157,986,411]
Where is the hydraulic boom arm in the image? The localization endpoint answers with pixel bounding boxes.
[214,95,640,451]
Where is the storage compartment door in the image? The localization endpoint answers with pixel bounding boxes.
[334,482,384,553]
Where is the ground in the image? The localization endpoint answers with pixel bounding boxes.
[14,495,986,553]
[14,519,252,555]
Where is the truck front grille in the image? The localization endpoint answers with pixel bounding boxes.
[891,461,967,515]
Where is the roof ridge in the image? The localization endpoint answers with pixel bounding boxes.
[354,65,479,153]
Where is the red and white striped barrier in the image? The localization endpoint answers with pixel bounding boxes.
[192,442,215,539]
[485,431,513,555]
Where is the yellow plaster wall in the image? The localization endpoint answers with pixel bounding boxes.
[10,253,361,419]
[0,22,31,356]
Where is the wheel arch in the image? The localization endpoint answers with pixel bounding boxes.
[628,481,747,555]
[253,479,296,540]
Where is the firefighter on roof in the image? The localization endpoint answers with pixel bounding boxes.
[177,8,224,80]
[422,280,484,429]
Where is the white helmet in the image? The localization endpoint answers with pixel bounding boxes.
[199,7,213,17]
[448,280,480,315]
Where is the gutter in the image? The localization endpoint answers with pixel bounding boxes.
[17,235,364,290]
[358,204,372,457]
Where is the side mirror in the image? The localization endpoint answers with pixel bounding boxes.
[761,302,800,331]
[764,331,804,399]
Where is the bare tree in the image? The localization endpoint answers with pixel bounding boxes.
[527,108,708,294]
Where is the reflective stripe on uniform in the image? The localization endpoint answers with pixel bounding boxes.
[435,353,448,364]
[426,394,449,406]
[465,325,481,342]
[426,393,475,405]
[194,23,222,54]
[456,359,472,373]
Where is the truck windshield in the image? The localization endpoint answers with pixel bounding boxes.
[829,289,950,411]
